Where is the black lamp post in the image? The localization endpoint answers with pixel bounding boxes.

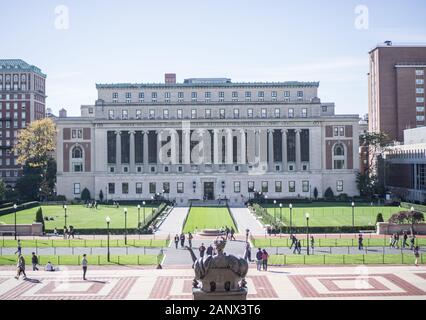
[273,200,277,223]
[351,201,355,228]
[289,203,293,234]
[106,216,111,262]
[137,204,141,229]
[279,203,283,222]
[305,212,310,255]
[143,201,146,225]
[13,203,17,240]
[124,208,128,245]
[64,205,68,229]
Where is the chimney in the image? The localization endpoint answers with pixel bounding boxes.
[59,108,67,118]
[165,73,176,84]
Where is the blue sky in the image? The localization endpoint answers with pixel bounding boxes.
[1,0,426,116]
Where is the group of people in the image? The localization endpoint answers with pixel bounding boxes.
[62,226,75,239]
[289,234,315,254]
[174,232,194,249]
[85,201,99,209]
[389,232,416,250]
[255,248,270,271]
[221,226,236,241]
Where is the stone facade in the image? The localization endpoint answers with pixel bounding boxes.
[55,77,360,204]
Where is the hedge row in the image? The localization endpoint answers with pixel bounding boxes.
[0,201,40,217]
[267,225,376,234]
[401,202,426,213]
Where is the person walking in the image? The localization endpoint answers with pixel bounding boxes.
[245,229,250,243]
[358,234,364,250]
[188,232,193,248]
[174,234,179,249]
[390,234,395,248]
[31,252,39,271]
[225,227,230,240]
[15,255,27,280]
[403,232,408,248]
[82,254,88,280]
[14,240,22,255]
[414,246,420,266]
[410,235,416,250]
[310,236,315,251]
[199,243,206,258]
[290,235,297,250]
[206,244,214,256]
[395,233,400,249]
[180,233,185,248]
[230,227,236,241]
[293,239,299,254]
[256,248,263,271]
[297,240,302,254]
[63,226,68,239]
[244,242,252,262]
[261,249,269,271]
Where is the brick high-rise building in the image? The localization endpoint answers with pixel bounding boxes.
[368,43,426,142]
[0,59,46,186]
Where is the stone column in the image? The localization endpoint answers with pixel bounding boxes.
[240,129,246,165]
[282,129,287,172]
[129,131,135,172]
[115,130,121,167]
[295,129,301,171]
[143,130,149,165]
[170,129,177,165]
[226,129,233,165]
[268,129,274,171]
[183,129,191,165]
[213,129,219,164]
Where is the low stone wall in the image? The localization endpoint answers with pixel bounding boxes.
[377,222,426,235]
[0,223,43,236]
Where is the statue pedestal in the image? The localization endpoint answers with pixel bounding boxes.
[193,288,248,300]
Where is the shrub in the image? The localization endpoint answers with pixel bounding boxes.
[81,188,91,201]
[376,213,384,224]
[313,187,318,200]
[35,207,45,232]
[324,187,334,200]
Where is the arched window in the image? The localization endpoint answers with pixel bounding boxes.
[333,143,345,170]
[72,146,83,159]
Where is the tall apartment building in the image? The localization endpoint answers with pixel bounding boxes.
[369,43,426,141]
[0,59,46,186]
[55,74,360,203]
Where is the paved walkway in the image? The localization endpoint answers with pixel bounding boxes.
[155,207,189,236]
[1,265,425,300]
[230,207,265,235]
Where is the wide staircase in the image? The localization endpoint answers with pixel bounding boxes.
[190,199,228,207]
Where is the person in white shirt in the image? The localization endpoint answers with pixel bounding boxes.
[45,262,55,272]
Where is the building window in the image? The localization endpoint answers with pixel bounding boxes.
[219,109,225,119]
[271,91,277,98]
[261,109,267,118]
[275,108,280,118]
[164,92,171,100]
[234,181,241,193]
[322,106,328,112]
[151,92,157,102]
[72,129,83,139]
[416,97,424,103]
[247,109,253,118]
[177,182,184,193]
[337,180,344,192]
[122,110,128,120]
[205,92,211,99]
[248,181,255,193]
[163,109,169,119]
[275,181,282,193]
[261,181,268,193]
[163,182,170,194]
[136,182,143,194]
[416,70,425,76]
[136,110,142,120]
[302,181,309,192]
[301,108,308,118]
[233,109,239,119]
[416,115,425,122]
[297,91,304,98]
[284,91,290,97]
[205,109,211,119]
[245,91,251,100]
[416,88,425,94]
[72,162,83,172]
[289,181,296,193]
[149,109,155,119]
[177,109,183,119]
[139,92,144,102]
[72,146,83,159]
[73,183,81,195]
[108,183,115,194]
[108,110,114,120]
[288,108,294,118]
[417,106,425,112]
[219,91,224,102]
[416,79,424,85]
[122,183,129,194]
[149,182,156,194]
[191,109,197,119]
[333,143,346,169]
[191,92,197,101]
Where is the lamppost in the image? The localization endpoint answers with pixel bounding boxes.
[143,201,146,225]
[273,200,277,223]
[137,204,141,229]
[64,205,68,229]
[13,204,17,240]
[305,212,310,255]
[351,201,355,228]
[411,206,415,235]
[279,203,283,222]
[39,188,42,202]
[124,208,128,245]
[106,216,111,262]
[289,203,293,234]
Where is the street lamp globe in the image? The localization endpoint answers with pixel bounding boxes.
[106,216,111,223]
[279,203,282,208]
[411,206,415,212]
[124,208,128,214]
[352,202,355,207]
[305,212,310,219]
[64,205,67,210]
[289,203,293,209]
[137,204,140,209]
[142,201,146,205]
[273,200,276,205]
[13,204,17,209]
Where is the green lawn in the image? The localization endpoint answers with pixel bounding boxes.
[0,254,162,266]
[182,207,237,233]
[252,237,426,248]
[268,254,424,265]
[263,202,402,227]
[0,239,169,248]
[0,205,156,230]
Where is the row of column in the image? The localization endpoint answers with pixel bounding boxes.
[112,128,307,171]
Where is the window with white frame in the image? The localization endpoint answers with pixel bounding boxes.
[284,91,290,97]
[177,182,184,193]
[289,181,295,192]
[417,97,424,103]
[234,181,241,193]
[275,108,280,118]
[163,109,169,119]
[417,88,425,94]
[122,110,128,120]
[191,109,197,119]
[301,108,308,118]
[108,110,114,119]
[288,108,294,118]
[219,109,225,119]
[302,181,309,192]
[191,92,197,101]
[149,109,155,119]
[297,91,304,98]
[333,143,346,169]
[261,181,268,193]
[177,109,183,119]
[205,109,211,119]
[125,92,131,103]
[233,109,239,119]
[275,181,282,193]
[247,109,253,118]
[178,92,184,101]
[136,182,143,194]
[416,79,424,85]
[416,70,425,76]
[139,92,144,102]
[74,183,81,195]
[416,115,425,122]
[136,109,142,119]
[219,91,224,102]
[245,91,251,101]
[261,108,267,118]
[151,92,157,102]
[336,180,344,192]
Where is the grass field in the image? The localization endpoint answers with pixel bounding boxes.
[0,205,156,230]
[182,207,237,233]
[252,237,426,248]
[0,254,162,266]
[268,254,424,265]
[263,202,402,227]
[0,239,169,248]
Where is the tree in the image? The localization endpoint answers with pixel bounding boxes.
[15,173,41,201]
[359,131,391,173]
[0,179,6,200]
[99,190,104,202]
[356,172,377,199]
[81,188,91,201]
[35,207,45,233]
[324,187,334,200]
[313,187,318,200]
[389,210,425,235]
[376,213,384,224]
